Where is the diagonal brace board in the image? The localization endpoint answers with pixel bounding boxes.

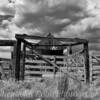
[92,55,100,63]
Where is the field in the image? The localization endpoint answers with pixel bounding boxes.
[0,73,100,100]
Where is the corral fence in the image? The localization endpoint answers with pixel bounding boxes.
[24,50,100,84]
[0,50,99,84]
[24,50,86,83]
[0,34,90,84]
[89,51,100,83]
[0,39,100,84]
[14,34,90,84]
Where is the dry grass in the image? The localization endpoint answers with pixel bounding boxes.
[0,76,100,100]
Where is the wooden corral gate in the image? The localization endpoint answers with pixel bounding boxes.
[25,54,85,81]
[15,34,90,84]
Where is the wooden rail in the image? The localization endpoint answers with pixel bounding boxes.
[0,40,16,46]
[15,34,87,43]
[24,51,85,83]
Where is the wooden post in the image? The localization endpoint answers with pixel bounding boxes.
[20,43,26,80]
[15,39,21,81]
[69,46,72,54]
[83,42,90,84]
[11,44,16,78]
[54,56,57,76]
[89,51,93,83]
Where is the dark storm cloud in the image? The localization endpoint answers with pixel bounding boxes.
[0,6,15,15]
[14,0,86,34]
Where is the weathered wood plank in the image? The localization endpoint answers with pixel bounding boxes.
[15,34,87,43]
[0,40,16,46]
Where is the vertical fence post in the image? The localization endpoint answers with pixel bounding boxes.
[89,51,93,83]
[84,42,90,84]
[15,39,21,81]
[69,45,72,54]
[11,44,16,78]
[20,43,26,80]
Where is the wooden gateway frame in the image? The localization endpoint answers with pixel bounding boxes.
[15,34,90,83]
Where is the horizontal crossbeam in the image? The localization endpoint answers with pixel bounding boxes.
[33,43,83,46]
[15,34,87,43]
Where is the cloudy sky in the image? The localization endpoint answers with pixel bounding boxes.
[0,0,100,58]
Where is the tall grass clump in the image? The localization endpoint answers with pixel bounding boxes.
[57,73,82,100]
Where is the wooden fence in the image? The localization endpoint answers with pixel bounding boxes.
[89,51,100,83]
[24,54,86,82]
[24,51,100,83]
[1,51,100,83]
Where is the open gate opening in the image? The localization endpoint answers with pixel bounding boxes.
[0,40,16,79]
[15,33,90,84]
